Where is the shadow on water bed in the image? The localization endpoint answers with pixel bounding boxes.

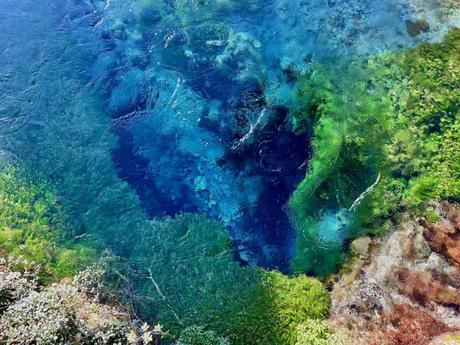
[112,127,200,217]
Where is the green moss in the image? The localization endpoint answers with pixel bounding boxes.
[0,164,95,279]
[288,28,460,275]
[424,209,441,224]
[131,214,330,345]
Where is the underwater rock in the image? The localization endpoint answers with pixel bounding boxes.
[397,0,460,42]
[329,202,460,345]
[134,2,162,25]
[186,22,230,56]
[215,30,264,83]
[107,68,149,117]
[193,176,207,192]
[406,19,431,36]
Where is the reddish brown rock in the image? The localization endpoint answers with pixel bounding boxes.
[420,202,460,269]
[396,267,460,307]
[329,202,460,345]
[386,303,452,345]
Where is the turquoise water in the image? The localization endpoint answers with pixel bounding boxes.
[0,1,456,271]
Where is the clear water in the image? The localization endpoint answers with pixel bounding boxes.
[1,0,457,272]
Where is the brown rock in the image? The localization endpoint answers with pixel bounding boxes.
[396,267,460,307]
[350,237,372,258]
[406,19,430,37]
[386,303,452,345]
[329,202,460,345]
[420,202,460,269]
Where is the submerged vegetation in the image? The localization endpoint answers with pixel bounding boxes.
[288,28,460,275]
[288,58,393,274]
[0,165,331,344]
[0,165,95,280]
[390,29,460,206]
[131,214,330,344]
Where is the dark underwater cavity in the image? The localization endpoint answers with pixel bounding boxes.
[223,106,310,269]
[111,95,309,271]
[112,128,200,217]
[94,1,310,271]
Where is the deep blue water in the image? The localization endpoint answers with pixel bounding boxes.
[1,0,456,271]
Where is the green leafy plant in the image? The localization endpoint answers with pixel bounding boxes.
[0,165,95,279]
[288,28,460,275]
[177,326,230,345]
[130,214,330,345]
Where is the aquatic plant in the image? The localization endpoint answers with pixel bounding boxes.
[131,214,330,345]
[288,28,460,275]
[0,165,95,279]
[177,326,231,345]
[388,29,460,206]
[288,58,393,274]
[295,319,350,345]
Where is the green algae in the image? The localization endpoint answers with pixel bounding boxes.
[288,58,393,274]
[0,164,96,280]
[393,29,460,206]
[288,28,460,275]
[131,214,330,345]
